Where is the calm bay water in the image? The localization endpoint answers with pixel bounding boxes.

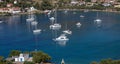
[0,11,120,64]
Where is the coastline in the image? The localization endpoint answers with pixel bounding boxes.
[0,9,120,16]
[58,9,120,13]
[18,9,120,15]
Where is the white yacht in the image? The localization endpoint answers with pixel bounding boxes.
[61,59,65,64]
[94,19,102,25]
[53,34,69,42]
[33,29,41,34]
[76,22,82,27]
[63,30,72,35]
[31,21,38,26]
[50,23,61,30]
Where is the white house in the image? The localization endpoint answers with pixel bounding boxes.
[15,53,29,62]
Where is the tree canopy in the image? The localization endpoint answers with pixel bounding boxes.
[9,50,21,57]
[32,51,51,63]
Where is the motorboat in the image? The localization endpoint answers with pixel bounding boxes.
[76,22,82,27]
[63,30,72,35]
[53,34,69,42]
[31,21,38,26]
[33,29,41,34]
[61,59,65,64]
[50,23,61,30]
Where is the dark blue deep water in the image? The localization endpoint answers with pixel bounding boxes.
[0,11,120,64]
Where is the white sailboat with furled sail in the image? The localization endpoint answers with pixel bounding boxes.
[61,59,65,64]
[49,6,61,30]
[94,12,102,27]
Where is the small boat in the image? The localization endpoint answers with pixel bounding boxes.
[33,29,41,34]
[63,30,72,35]
[94,19,102,27]
[84,9,89,12]
[49,17,55,21]
[94,19,102,22]
[76,22,82,27]
[53,34,69,42]
[80,15,85,18]
[73,12,76,14]
[26,18,34,22]
[61,59,65,64]
[50,23,61,30]
[31,21,38,26]
[94,19,102,24]
[0,19,3,23]
[64,10,68,14]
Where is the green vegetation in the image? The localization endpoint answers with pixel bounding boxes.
[9,50,21,57]
[0,56,13,64]
[0,50,52,64]
[91,58,120,64]
[40,0,53,10]
[0,0,120,11]
[32,51,51,63]
[24,61,35,64]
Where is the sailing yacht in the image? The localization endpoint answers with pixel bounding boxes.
[49,17,55,22]
[50,23,61,29]
[94,12,102,25]
[31,21,38,26]
[63,30,72,35]
[53,34,69,42]
[63,22,72,35]
[49,8,61,30]
[33,29,41,34]
[49,17,55,25]
[61,59,65,64]
[26,14,34,22]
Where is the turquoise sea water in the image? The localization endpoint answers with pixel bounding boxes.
[0,11,120,64]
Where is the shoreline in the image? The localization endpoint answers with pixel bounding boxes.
[0,9,120,16]
[19,9,120,15]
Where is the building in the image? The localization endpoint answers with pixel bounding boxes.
[7,3,13,7]
[91,0,97,2]
[15,53,30,62]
